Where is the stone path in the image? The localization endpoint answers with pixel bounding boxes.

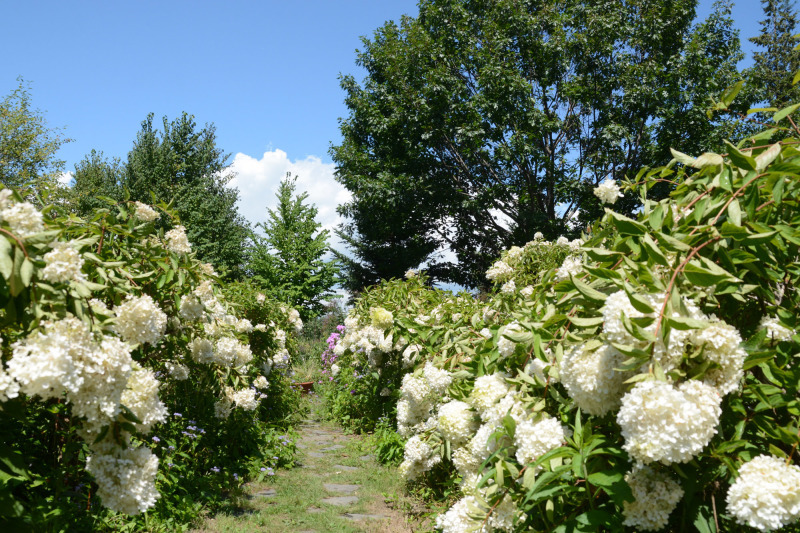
[197,401,415,533]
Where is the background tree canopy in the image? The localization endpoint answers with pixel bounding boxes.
[332,0,745,291]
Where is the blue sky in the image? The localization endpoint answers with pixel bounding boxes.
[1,0,768,235]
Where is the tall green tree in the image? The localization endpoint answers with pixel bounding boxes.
[71,149,124,216]
[332,0,744,290]
[124,112,250,277]
[745,0,800,109]
[0,79,70,198]
[249,175,339,319]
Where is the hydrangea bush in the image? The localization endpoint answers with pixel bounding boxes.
[325,104,800,532]
[0,193,303,530]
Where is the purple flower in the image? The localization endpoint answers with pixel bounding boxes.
[168,445,175,451]
[260,467,266,472]
[152,436,160,443]
[233,473,239,480]
[173,412,182,418]
[211,466,220,473]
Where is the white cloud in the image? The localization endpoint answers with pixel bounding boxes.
[58,171,74,185]
[226,150,351,246]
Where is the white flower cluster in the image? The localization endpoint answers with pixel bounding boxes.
[468,373,510,416]
[114,295,167,346]
[497,322,523,358]
[727,455,800,532]
[86,444,159,515]
[500,280,516,294]
[179,294,205,322]
[402,343,422,368]
[560,343,628,416]
[165,362,189,380]
[594,179,623,204]
[514,417,569,468]
[370,306,394,329]
[164,225,192,254]
[760,316,794,344]
[0,190,44,238]
[486,260,514,282]
[215,337,253,368]
[617,380,721,465]
[435,495,484,533]
[190,337,214,364]
[438,400,479,447]
[120,364,168,433]
[555,255,583,281]
[133,201,160,222]
[253,375,269,389]
[41,241,86,283]
[287,307,303,333]
[399,435,441,481]
[622,466,684,531]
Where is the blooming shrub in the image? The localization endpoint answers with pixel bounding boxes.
[0,193,303,530]
[323,103,800,531]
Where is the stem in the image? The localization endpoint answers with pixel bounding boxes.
[0,228,29,258]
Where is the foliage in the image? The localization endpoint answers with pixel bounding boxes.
[71,149,125,216]
[0,192,301,531]
[331,0,746,290]
[0,79,70,199]
[123,112,250,278]
[325,99,800,532]
[248,175,339,320]
[745,0,800,110]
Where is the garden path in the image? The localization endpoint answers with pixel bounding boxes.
[196,396,417,533]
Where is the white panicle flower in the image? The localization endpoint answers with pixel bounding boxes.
[569,238,583,252]
[400,436,440,480]
[534,232,544,241]
[231,388,259,410]
[272,348,290,368]
[86,445,159,515]
[405,268,417,279]
[344,314,359,330]
[194,280,216,303]
[727,455,800,532]
[469,373,510,416]
[256,293,266,304]
[120,365,167,433]
[254,323,267,332]
[505,246,524,265]
[235,318,253,333]
[623,466,684,531]
[380,387,391,397]
[165,362,189,381]
[8,317,95,399]
[514,417,570,468]
[438,400,478,447]
[423,362,452,395]
[275,329,287,349]
[401,374,431,405]
[556,236,570,246]
[288,308,303,332]
[330,363,340,376]
[560,343,628,416]
[164,225,192,254]
[133,202,159,222]
[214,337,240,367]
[520,285,534,297]
[233,343,253,367]
[498,322,523,357]
[555,255,583,281]
[489,494,519,532]
[500,280,516,294]
[760,316,795,344]
[214,397,233,419]
[402,344,422,368]
[479,328,492,340]
[2,202,44,238]
[692,320,747,395]
[114,295,167,346]
[0,361,19,402]
[41,241,85,283]
[190,337,214,364]
[253,375,269,389]
[617,380,721,465]
[370,307,394,330]
[200,262,216,276]
[594,179,623,204]
[178,294,205,322]
[486,260,514,282]
[435,496,483,533]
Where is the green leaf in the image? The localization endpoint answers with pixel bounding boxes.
[587,470,633,507]
[607,210,647,236]
[667,316,708,331]
[727,199,742,226]
[720,80,743,107]
[571,276,607,303]
[747,107,778,115]
[567,315,604,328]
[724,140,756,171]
[0,237,12,280]
[692,152,724,169]
[756,143,781,171]
[773,102,800,123]
[670,148,696,166]
[623,284,655,314]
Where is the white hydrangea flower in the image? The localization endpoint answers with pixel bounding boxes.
[165,362,189,381]
[231,388,259,410]
[505,246,524,265]
[114,295,167,346]
[486,260,514,282]
[235,318,253,333]
[178,294,205,322]
[164,225,191,254]
[533,232,544,240]
[469,373,510,417]
[514,417,570,469]
[68,336,133,426]
[594,179,623,204]
[400,436,440,480]
[0,362,19,402]
[489,494,519,532]
[190,337,214,364]
[41,241,86,283]
[405,268,417,278]
[500,280,516,294]
[438,401,479,447]
[497,322,523,357]
[133,202,159,222]
[423,362,452,395]
[86,445,159,515]
[2,201,44,238]
[520,285,534,297]
[120,365,167,434]
[623,466,684,531]
[214,397,233,419]
[759,316,795,344]
[560,343,628,416]
[727,455,800,532]
[272,348,290,368]
[435,495,484,533]
[330,363,340,376]
[692,320,747,395]
[479,328,492,340]
[253,375,269,389]
[556,236,570,246]
[370,307,394,330]
[555,255,583,281]
[402,344,422,368]
[617,380,721,465]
